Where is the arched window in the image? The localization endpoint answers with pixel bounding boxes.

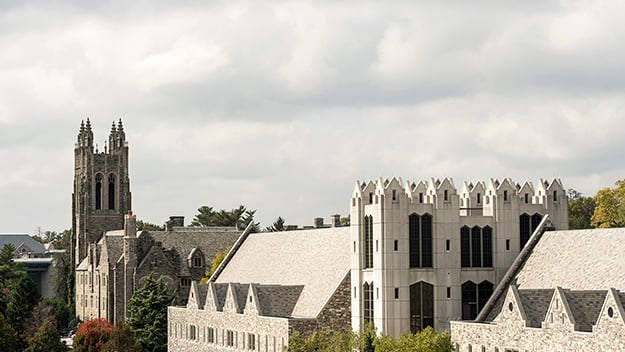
[461,280,493,320]
[364,216,373,269]
[363,282,374,323]
[409,213,433,268]
[410,281,434,332]
[95,174,103,210]
[108,174,116,210]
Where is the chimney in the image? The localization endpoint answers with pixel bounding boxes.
[331,214,341,227]
[166,216,185,231]
[124,211,137,238]
[314,217,324,228]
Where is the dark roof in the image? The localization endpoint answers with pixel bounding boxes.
[565,290,607,332]
[256,284,304,317]
[196,284,209,310]
[0,234,46,255]
[214,283,228,311]
[517,289,554,328]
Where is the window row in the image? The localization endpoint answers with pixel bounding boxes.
[171,323,282,351]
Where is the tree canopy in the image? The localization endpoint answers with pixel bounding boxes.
[591,179,625,228]
[265,216,287,232]
[25,317,67,352]
[73,318,113,352]
[567,189,596,229]
[190,205,258,230]
[127,275,177,352]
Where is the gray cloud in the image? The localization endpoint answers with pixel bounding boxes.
[2,0,625,233]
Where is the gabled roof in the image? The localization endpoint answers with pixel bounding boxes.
[478,226,625,331]
[213,226,350,318]
[0,234,46,255]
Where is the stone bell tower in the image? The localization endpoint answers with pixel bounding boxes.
[72,118,132,267]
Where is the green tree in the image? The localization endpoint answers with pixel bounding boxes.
[136,220,165,231]
[567,189,596,229]
[340,216,350,227]
[102,321,143,352]
[25,317,67,352]
[265,216,287,232]
[190,205,258,230]
[591,179,625,228]
[73,318,113,352]
[0,312,19,352]
[127,275,177,352]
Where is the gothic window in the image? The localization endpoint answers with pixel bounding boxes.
[364,215,373,269]
[460,226,493,268]
[108,173,116,210]
[461,281,493,320]
[410,281,434,332]
[95,174,103,210]
[363,282,374,323]
[409,213,433,268]
[519,213,542,249]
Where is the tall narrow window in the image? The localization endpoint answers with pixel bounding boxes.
[392,189,396,201]
[444,189,448,201]
[410,281,434,332]
[503,190,508,201]
[108,174,116,210]
[95,174,103,210]
[364,216,373,269]
[553,190,557,202]
[363,282,374,323]
[419,192,423,203]
[477,193,481,204]
[461,226,492,268]
[520,213,542,250]
[409,213,433,268]
[524,193,529,204]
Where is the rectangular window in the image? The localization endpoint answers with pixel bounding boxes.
[392,189,396,201]
[227,330,234,347]
[524,193,529,203]
[353,241,356,253]
[394,240,398,251]
[553,190,558,202]
[189,325,197,340]
[477,193,481,204]
[193,257,203,267]
[207,327,214,343]
[376,240,378,252]
[249,333,256,350]
[447,286,451,298]
[364,216,374,269]
[446,239,450,251]
[444,189,448,201]
[181,278,191,287]
[369,192,373,204]
[504,190,508,201]
[419,192,423,203]
[506,239,510,251]
[395,288,399,299]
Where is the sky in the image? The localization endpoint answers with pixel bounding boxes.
[2,0,625,234]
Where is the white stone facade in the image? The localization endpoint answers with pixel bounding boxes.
[350,177,568,337]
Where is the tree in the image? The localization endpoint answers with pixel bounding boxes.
[265,216,287,232]
[567,189,596,229]
[73,318,113,352]
[0,312,18,352]
[201,247,231,282]
[102,321,143,352]
[136,220,165,231]
[340,216,351,227]
[25,317,67,352]
[190,205,258,230]
[591,179,625,228]
[127,275,177,352]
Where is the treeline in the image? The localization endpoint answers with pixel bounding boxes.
[568,178,625,229]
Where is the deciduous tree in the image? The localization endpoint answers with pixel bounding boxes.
[567,189,596,229]
[73,318,113,352]
[591,179,625,228]
[25,317,67,352]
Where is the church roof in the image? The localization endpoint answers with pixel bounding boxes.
[480,227,625,332]
[213,227,350,318]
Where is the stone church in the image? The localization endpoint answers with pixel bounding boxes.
[73,120,240,323]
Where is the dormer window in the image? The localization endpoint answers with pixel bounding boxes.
[193,257,203,268]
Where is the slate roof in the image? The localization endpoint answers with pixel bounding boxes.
[0,234,46,255]
[214,227,350,318]
[481,228,625,332]
[255,284,304,317]
[517,289,553,328]
[515,228,625,291]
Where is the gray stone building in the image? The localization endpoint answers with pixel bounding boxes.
[350,177,569,337]
[167,225,351,352]
[73,120,240,323]
[451,224,625,351]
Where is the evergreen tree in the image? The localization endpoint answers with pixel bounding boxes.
[0,312,18,352]
[25,318,67,352]
[102,321,143,352]
[127,275,177,352]
[265,216,287,232]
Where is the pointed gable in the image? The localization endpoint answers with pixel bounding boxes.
[543,287,576,331]
[595,288,625,331]
[223,283,240,314]
[406,180,428,204]
[244,284,261,316]
[187,281,201,309]
[494,285,528,328]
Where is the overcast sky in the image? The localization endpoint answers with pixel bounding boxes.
[2,0,625,233]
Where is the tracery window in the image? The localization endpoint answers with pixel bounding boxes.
[409,213,433,268]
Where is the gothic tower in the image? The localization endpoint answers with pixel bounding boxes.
[73,119,132,267]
